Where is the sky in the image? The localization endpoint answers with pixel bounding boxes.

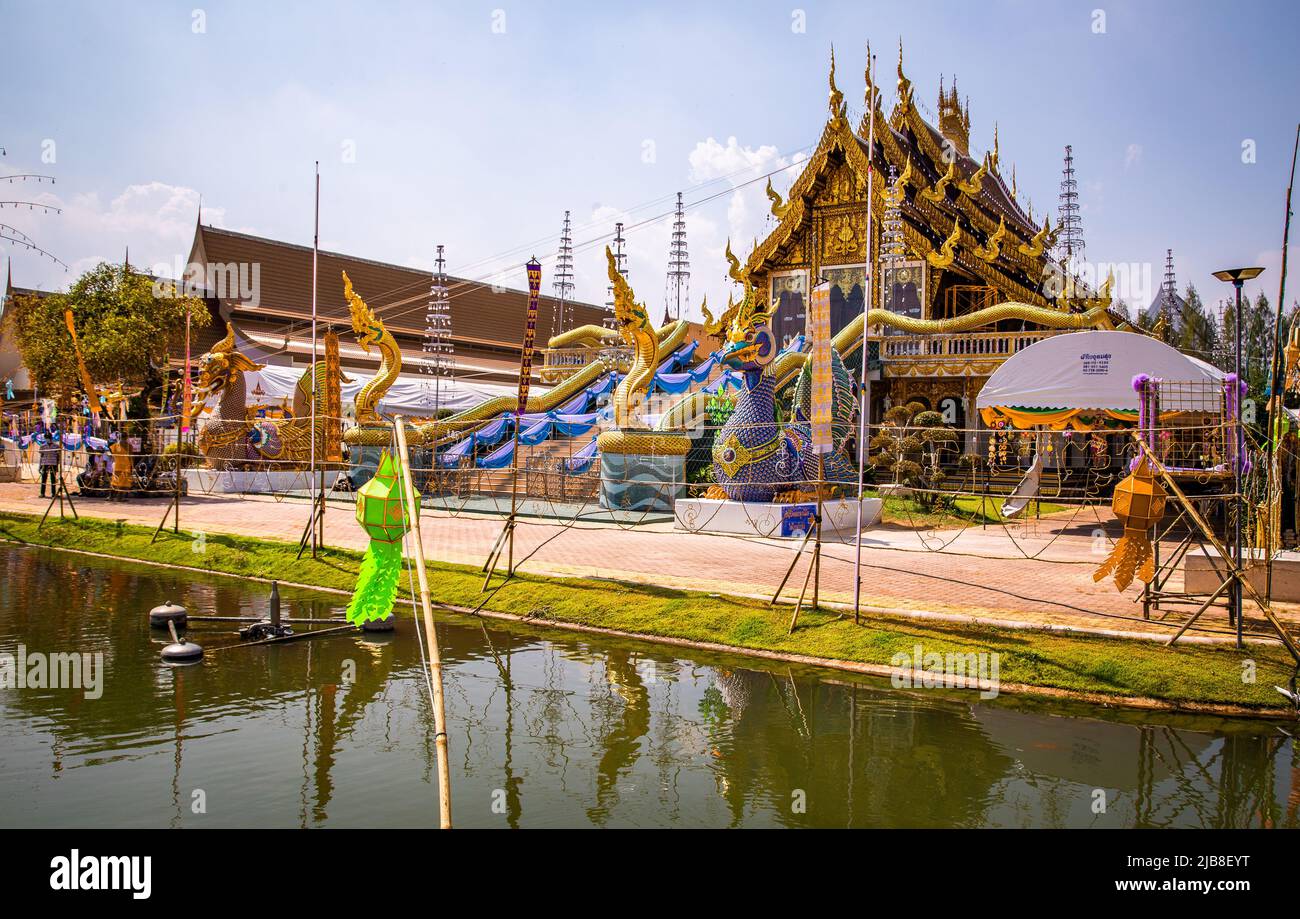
[1,0,1297,326]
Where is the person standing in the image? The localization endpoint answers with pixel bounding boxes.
[38,427,61,498]
[109,434,133,498]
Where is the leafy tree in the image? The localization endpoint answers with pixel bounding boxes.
[869,401,956,506]
[1177,284,1219,361]
[1244,291,1275,400]
[10,262,207,401]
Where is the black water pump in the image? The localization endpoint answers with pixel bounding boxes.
[238,581,293,642]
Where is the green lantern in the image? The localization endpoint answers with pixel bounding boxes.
[345,449,415,624]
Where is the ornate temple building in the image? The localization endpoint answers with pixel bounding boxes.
[744,44,1118,441]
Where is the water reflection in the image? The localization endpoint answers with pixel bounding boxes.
[0,544,1294,828]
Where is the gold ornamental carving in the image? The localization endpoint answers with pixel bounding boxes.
[823,211,865,261]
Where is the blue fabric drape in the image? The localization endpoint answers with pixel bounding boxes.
[474,415,512,447]
[688,352,719,381]
[439,436,475,468]
[478,439,515,469]
[665,340,698,371]
[563,437,599,474]
[552,412,598,437]
[703,370,743,394]
[518,417,554,446]
[651,372,695,395]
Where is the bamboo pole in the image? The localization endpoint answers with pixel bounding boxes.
[853,50,878,625]
[394,415,453,828]
[1265,124,1299,597]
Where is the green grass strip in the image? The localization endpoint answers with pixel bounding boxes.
[0,510,1291,712]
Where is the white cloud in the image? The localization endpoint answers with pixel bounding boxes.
[682,136,802,317]
[1124,143,1143,169]
[4,179,232,288]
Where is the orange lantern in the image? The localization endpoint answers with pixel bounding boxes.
[1094,454,1167,591]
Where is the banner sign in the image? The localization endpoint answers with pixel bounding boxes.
[781,503,816,538]
[808,280,833,454]
[324,329,342,462]
[181,307,192,433]
[516,258,542,415]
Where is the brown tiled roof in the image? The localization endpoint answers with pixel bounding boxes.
[189,225,606,353]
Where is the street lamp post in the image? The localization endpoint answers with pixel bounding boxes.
[1213,266,1264,648]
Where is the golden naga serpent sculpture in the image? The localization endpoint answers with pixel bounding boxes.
[341,271,403,431]
[655,281,1117,432]
[607,248,657,428]
[596,248,692,456]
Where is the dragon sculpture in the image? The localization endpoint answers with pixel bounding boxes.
[709,271,857,503]
[341,270,406,447]
[693,254,1118,503]
[194,323,336,469]
[608,248,656,428]
[596,247,691,458]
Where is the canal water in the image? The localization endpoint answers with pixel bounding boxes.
[0,543,1295,828]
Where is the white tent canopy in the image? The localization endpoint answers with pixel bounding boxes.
[976,330,1225,413]
[205,365,539,418]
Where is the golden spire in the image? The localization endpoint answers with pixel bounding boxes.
[992,122,1000,170]
[938,73,970,155]
[1011,163,1018,199]
[863,40,876,111]
[896,37,913,111]
[828,45,845,118]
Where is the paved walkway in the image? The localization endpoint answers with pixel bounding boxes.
[2,481,1292,643]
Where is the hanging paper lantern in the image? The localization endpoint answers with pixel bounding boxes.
[1093,454,1167,591]
[346,450,415,623]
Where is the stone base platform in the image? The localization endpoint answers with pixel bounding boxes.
[599,452,686,513]
[1185,549,1300,602]
[674,497,883,539]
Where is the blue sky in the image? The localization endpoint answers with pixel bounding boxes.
[1,0,1296,322]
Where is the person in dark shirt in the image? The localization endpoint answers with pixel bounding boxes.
[38,427,61,498]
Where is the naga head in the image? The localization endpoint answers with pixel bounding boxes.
[719,240,775,372]
[195,322,264,401]
[606,247,649,347]
[343,270,382,352]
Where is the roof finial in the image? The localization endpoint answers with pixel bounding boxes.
[828,45,844,117]
[895,36,912,109]
[938,73,944,111]
[992,122,1000,168]
[863,41,875,106]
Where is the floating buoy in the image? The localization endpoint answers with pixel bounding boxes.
[161,620,202,664]
[149,600,187,629]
